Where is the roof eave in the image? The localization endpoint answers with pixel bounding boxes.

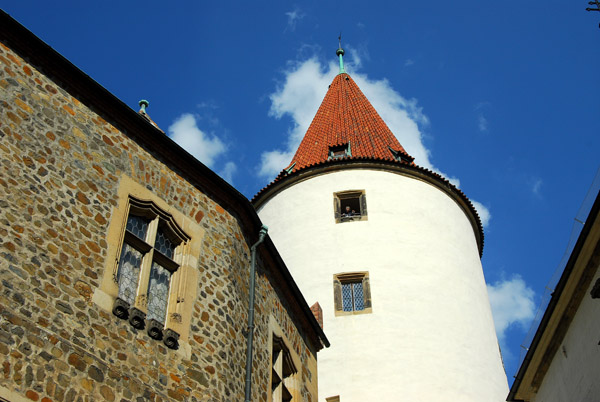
[507,189,600,401]
[252,158,485,257]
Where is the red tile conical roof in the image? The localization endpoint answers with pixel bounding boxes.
[286,72,413,173]
[254,63,484,256]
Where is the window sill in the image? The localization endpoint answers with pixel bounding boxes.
[336,215,368,224]
[334,307,373,317]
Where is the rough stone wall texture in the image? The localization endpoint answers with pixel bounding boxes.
[0,40,317,402]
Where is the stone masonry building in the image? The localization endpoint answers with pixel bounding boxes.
[0,10,328,402]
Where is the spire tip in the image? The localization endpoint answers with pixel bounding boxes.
[336,34,346,74]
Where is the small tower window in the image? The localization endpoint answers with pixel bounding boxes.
[328,142,351,160]
[333,272,372,316]
[333,190,367,223]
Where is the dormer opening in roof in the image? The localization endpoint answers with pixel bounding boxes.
[328,142,351,160]
[336,34,346,75]
[388,146,415,164]
[284,162,296,175]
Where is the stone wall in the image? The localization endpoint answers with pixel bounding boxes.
[0,37,318,402]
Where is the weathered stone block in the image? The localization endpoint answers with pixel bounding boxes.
[67,353,86,372]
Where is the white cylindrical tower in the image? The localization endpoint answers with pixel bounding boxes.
[254,47,508,401]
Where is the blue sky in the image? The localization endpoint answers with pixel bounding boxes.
[4,1,599,386]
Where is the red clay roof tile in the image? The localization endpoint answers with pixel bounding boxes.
[287,73,412,172]
[252,71,484,256]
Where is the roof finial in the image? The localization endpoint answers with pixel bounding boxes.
[336,33,345,74]
[138,99,149,114]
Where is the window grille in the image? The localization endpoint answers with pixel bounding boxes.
[334,272,372,315]
[342,282,364,312]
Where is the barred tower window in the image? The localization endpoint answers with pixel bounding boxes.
[333,272,372,316]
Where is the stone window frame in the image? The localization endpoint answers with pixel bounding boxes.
[112,196,189,345]
[269,317,302,402]
[333,272,372,317]
[328,142,351,160]
[93,175,204,356]
[334,190,368,223]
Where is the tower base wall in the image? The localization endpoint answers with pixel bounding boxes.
[258,168,508,402]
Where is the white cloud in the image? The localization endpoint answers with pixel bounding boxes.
[285,8,305,32]
[261,58,332,177]
[219,161,237,185]
[475,102,491,133]
[448,177,461,188]
[532,178,543,196]
[352,74,432,166]
[471,200,491,228]
[345,44,370,71]
[347,47,363,70]
[478,115,488,132]
[168,114,226,168]
[260,55,458,182]
[487,276,536,342]
[404,59,414,66]
[258,149,294,178]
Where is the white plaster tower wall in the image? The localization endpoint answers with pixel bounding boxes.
[257,168,508,402]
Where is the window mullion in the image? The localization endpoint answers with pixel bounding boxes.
[145,216,160,244]
[135,249,154,311]
[135,217,159,312]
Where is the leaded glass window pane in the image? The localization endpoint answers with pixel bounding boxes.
[116,243,143,305]
[342,283,353,312]
[353,282,364,311]
[341,281,365,312]
[126,215,150,240]
[154,227,176,259]
[147,261,171,324]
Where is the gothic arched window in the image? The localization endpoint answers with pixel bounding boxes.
[112,197,190,348]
